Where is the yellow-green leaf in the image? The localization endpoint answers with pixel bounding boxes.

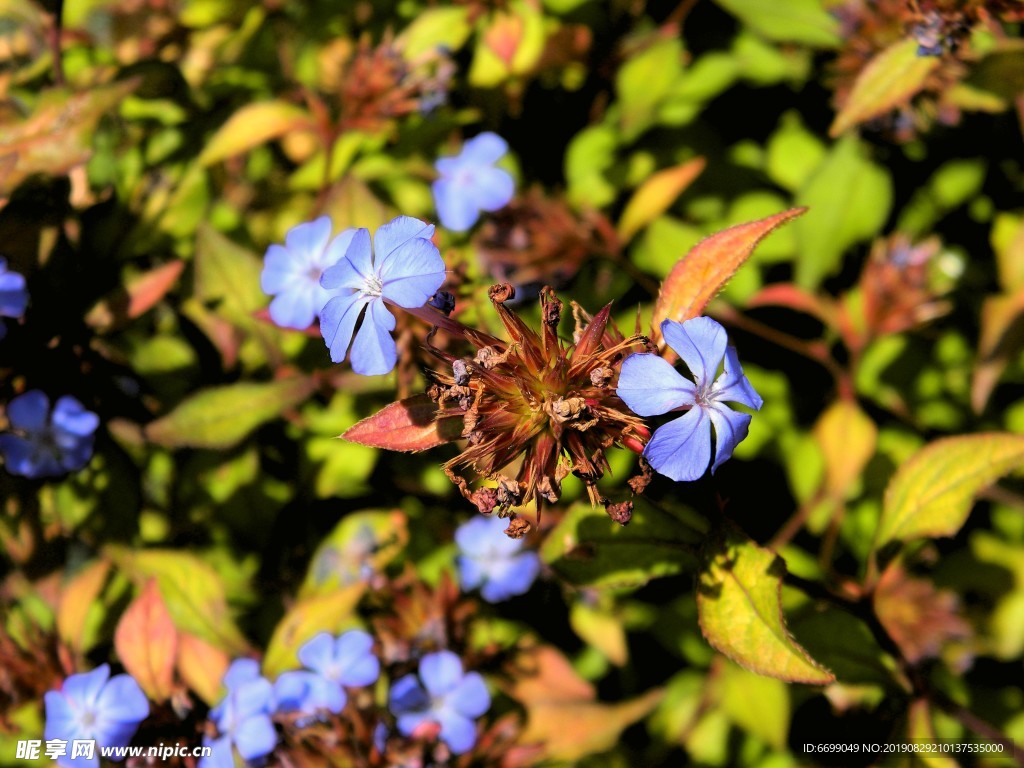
[56,560,111,654]
[697,526,834,684]
[652,208,806,345]
[176,632,229,706]
[146,377,315,450]
[199,101,314,166]
[814,400,877,499]
[262,584,365,678]
[300,510,408,598]
[874,433,1024,552]
[570,602,628,666]
[829,38,939,137]
[717,662,790,750]
[617,157,705,243]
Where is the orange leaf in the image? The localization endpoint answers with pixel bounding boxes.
[616,157,705,243]
[652,208,807,344]
[56,560,111,654]
[114,579,178,702]
[86,261,185,330]
[342,394,464,452]
[176,632,230,706]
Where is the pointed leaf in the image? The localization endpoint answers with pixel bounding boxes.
[176,632,230,706]
[697,526,834,684]
[114,579,178,702]
[199,101,314,166]
[342,394,464,452]
[652,208,807,344]
[263,584,365,677]
[829,38,940,137]
[146,377,315,450]
[814,400,877,500]
[617,157,705,243]
[874,434,1024,552]
[86,260,185,330]
[56,560,111,653]
[972,287,1024,413]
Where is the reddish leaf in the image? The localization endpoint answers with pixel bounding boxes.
[747,283,836,326]
[86,261,185,330]
[652,208,807,344]
[114,579,178,702]
[343,394,464,452]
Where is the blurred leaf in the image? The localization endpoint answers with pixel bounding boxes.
[398,6,472,59]
[905,699,948,768]
[198,101,314,166]
[697,526,834,684]
[565,125,617,209]
[766,112,827,192]
[898,159,987,237]
[193,223,267,328]
[652,207,807,344]
[0,79,138,194]
[616,157,705,243]
[711,0,840,47]
[814,400,877,500]
[263,584,365,678]
[789,603,896,686]
[616,37,684,140]
[469,0,547,87]
[343,395,464,452]
[794,137,892,288]
[56,560,111,654]
[874,434,1024,553]
[106,546,248,655]
[964,48,1024,101]
[85,260,185,331]
[992,213,1024,292]
[114,579,178,702]
[176,632,229,706]
[570,603,628,666]
[300,510,408,597]
[718,661,790,750]
[972,287,1024,413]
[829,39,939,137]
[146,377,315,450]
[541,497,702,590]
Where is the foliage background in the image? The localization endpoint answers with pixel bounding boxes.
[1,0,1024,765]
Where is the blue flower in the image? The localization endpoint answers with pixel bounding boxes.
[200,659,277,768]
[0,391,99,478]
[260,216,356,330]
[273,630,379,723]
[432,133,515,232]
[44,664,149,768]
[319,216,446,376]
[616,317,763,483]
[0,256,28,340]
[388,651,490,756]
[455,515,540,602]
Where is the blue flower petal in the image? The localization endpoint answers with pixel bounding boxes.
[61,665,110,709]
[707,404,752,474]
[661,317,728,391]
[7,390,49,431]
[479,551,540,602]
[711,347,763,410]
[434,178,481,232]
[457,554,486,591]
[389,674,429,716]
[259,244,297,295]
[284,216,332,256]
[273,670,345,716]
[233,713,277,761]
[297,632,335,674]
[0,434,39,476]
[396,710,432,739]
[418,651,463,698]
[320,292,370,364]
[373,216,435,265]
[223,659,262,690]
[269,287,315,329]
[434,708,477,755]
[333,630,379,687]
[94,673,148,725]
[198,737,234,768]
[349,299,397,376]
[379,239,446,308]
[643,406,712,482]
[321,229,373,291]
[616,353,695,416]
[234,678,275,720]
[446,671,490,719]
[321,228,358,272]
[51,397,99,438]
[44,690,80,743]
[472,166,515,213]
[460,132,508,166]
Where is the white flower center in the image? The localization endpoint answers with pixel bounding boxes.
[363,273,384,298]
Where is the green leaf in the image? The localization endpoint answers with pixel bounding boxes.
[262,585,365,677]
[789,604,895,686]
[146,378,315,450]
[766,112,827,192]
[718,662,790,750]
[193,223,267,328]
[697,525,835,684]
[873,433,1024,553]
[106,547,248,654]
[198,101,313,166]
[565,125,617,209]
[711,0,840,47]
[794,136,892,288]
[570,602,628,666]
[541,497,703,590]
[398,6,472,59]
[616,37,684,140]
[830,38,939,137]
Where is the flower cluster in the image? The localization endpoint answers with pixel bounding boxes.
[388,650,491,755]
[0,390,99,479]
[0,256,27,339]
[200,659,276,768]
[617,317,762,483]
[44,665,148,768]
[456,514,540,602]
[433,132,515,232]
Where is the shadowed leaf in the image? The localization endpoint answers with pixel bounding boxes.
[114,579,178,702]
[697,526,834,684]
[343,394,464,452]
[652,208,807,345]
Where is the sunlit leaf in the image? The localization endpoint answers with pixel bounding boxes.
[814,400,877,500]
[652,207,807,344]
[711,0,841,47]
[176,632,230,706]
[300,510,408,597]
[343,395,464,452]
[85,260,185,331]
[972,288,1024,413]
[146,377,315,450]
[398,6,472,60]
[616,157,705,243]
[718,661,790,750]
[616,37,684,140]
[198,101,314,166]
[56,560,111,654]
[114,579,178,702]
[697,526,834,684]
[569,602,628,666]
[873,433,1024,552]
[262,584,365,678]
[829,39,939,137]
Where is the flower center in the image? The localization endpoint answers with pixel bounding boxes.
[362,273,384,298]
[78,708,98,731]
